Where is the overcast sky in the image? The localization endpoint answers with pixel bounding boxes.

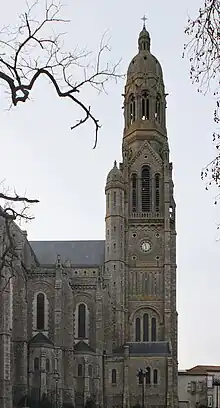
[1,0,219,370]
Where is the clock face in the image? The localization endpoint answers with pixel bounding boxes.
[141,241,151,253]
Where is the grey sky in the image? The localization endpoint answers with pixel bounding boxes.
[1,0,218,370]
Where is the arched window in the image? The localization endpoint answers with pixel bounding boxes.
[155,95,161,122]
[107,193,110,209]
[129,95,136,124]
[113,191,116,207]
[78,364,83,377]
[155,174,160,213]
[135,318,141,342]
[78,304,86,338]
[151,317,157,341]
[146,367,151,384]
[131,174,137,212]
[141,166,151,212]
[88,364,93,377]
[153,369,158,384]
[34,357,39,371]
[37,293,45,330]
[141,91,149,120]
[143,313,149,341]
[112,369,117,384]
[46,358,50,372]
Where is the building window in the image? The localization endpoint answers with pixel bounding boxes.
[46,358,50,372]
[146,367,151,385]
[141,166,151,212]
[155,95,161,122]
[153,369,158,384]
[88,365,93,377]
[78,364,83,377]
[112,369,117,384]
[141,91,149,120]
[107,193,110,209]
[131,174,137,212]
[113,191,116,207]
[151,317,157,341]
[135,318,141,342]
[143,313,149,341]
[129,95,136,124]
[34,357,39,371]
[78,304,86,338]
[155,174,160,212]
[37,293,45,330]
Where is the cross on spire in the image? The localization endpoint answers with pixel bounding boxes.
[141,15,147,28]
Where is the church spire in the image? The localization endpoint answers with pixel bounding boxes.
[138,15,150,52]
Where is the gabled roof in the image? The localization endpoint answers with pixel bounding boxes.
[74,341,95,354]
[30,240,105,266]
[187,365,220,373]
[113,341,171,356]
[29,332,53,346]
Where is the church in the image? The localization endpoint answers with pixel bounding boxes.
[0,21,178,408]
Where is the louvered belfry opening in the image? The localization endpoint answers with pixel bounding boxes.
[141,166,151,212]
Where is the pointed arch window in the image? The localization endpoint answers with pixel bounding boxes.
[129,95,136,125]
[135,317,141,342]
[78,304,86,338]
[143,313,149,341]
[112,369,117,384]
[46,358,50,372]
[37,293,45,330]
[151,317,157,341]
[34,357,39,371]
[146,367,151,385]
[141,166,151,212]
[78,364,83,377]
[155,95,161,122]
[153,369,158,385]
[131,174,137,212]
[141,91,150,120]
[155,174,160,213]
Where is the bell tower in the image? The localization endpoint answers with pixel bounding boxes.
[121,20,178,408]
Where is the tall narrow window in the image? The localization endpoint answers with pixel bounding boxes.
[146,367,151,384]
[78,364,83,377]
[151,317,157,341]
[88,365,93,377]
[131,174,137,212]
[141,166,151,212]
[34,357,39,371]
[135,318,141,342]
[153,369,158,384]
[78,304,86,338]
[46,358,50,372]
[141,91,149,120]
[129,95,136,124]
[155,95,161,122]
[113,191,116,207]
[107,193,110,209]
[155,174,160,213]
[143,313,149,341]
[37,293,45,330]
[112,369,117,384]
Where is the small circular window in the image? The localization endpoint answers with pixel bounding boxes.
[156,256,160,261]
[132,233,137,238]
[132,255,137,260]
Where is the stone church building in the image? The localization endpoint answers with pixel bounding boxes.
[0,22,178,408]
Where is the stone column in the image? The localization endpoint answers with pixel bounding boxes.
[84,357,89,404]
[123,345,130,408]
[40,351,47,397]
[0,268,13,408]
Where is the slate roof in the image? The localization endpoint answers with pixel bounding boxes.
[74,341,95,354]
[30,240,105,266]
[113,342,171,356]
[29,332,54,346]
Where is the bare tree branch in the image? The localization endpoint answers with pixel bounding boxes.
[183,0,220,201]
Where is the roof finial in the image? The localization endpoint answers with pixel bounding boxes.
[141,15,147,29]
